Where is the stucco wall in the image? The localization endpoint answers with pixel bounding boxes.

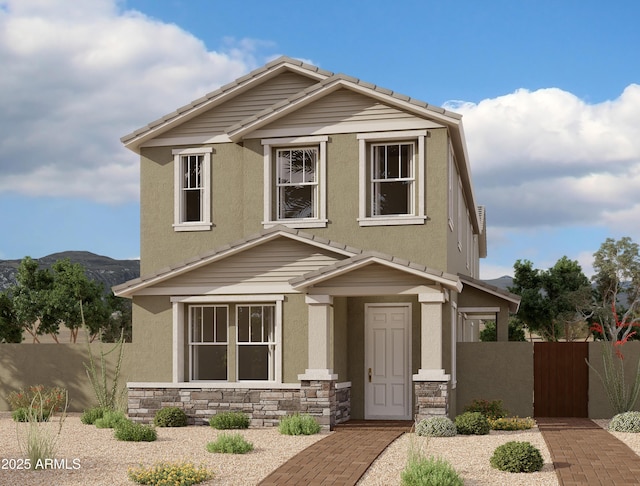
[456,342,534,417]
[0,343,138,412]
[139,130,454,277]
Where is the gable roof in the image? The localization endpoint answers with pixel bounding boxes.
[458,274,521,313]
[121,56,332,152]
[121,56,482,233]
[113,225,465,298]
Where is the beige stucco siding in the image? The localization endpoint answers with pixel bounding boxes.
[131,296,174,382]
[156,72,318,140]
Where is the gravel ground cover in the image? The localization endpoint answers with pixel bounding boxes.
[1,414,635,486]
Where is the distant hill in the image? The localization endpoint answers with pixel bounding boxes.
[482,275,514,291]
[0,251,140,293]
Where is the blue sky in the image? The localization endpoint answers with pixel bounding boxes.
[1,0,639,279]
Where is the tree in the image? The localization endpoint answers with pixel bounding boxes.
[12,256,57,342]
[509,257,592,341]
[588,237,640,412]
[0,292,22,343]
[47,259,111,342]
[479,318,526,342]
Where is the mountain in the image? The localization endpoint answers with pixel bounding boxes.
[0,251,140,293]
[482,275,514,291]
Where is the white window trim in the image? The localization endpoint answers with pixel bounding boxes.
[172,147,213,232]
[188,304,229,382]
[261,136,328,229]
[235,303,278,382]
[175,295,283,384]
[357,130,427,226]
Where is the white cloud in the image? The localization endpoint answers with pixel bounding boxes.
[447,85,640,237]
[0,0,264,203]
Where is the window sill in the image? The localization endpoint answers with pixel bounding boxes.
[173,222,213,232]
[357,216,426,227]
[262,219,328,229]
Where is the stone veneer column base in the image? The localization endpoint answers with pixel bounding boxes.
[299,380,336,431]
[414,381,450,422]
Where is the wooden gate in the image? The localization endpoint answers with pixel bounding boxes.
[533,342,589,417]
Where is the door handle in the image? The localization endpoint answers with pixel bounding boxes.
[368,368,372,382]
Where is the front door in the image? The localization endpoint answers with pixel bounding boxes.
[364,304,411,419]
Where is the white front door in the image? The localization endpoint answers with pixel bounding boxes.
[364,304,411,420]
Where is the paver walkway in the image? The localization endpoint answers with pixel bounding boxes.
[537,417,640,486]
[258,421,412,486]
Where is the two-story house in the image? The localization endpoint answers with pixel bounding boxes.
[114,56,519,428]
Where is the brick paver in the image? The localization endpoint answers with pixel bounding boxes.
[259,421,411,486]
[537,417,640,486]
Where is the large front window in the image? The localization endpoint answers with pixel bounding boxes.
[237,305,276,381]
[370,142,414,216]
[276,148,318,219]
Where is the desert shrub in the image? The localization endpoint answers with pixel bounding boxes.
[114,419,157,442]
[278,413,321,435]
[206,433,254,454]
[455,412,490,435]
[209,411,250,430]
[490,441,544,473]
[154,407,188,427]
[81,406,107,425]
[8,385,66,416]
[609,411,640,432]
[12,407,50,423]
[95,410,127,429]
[489,416,535,431]
[128,461,213,485]
[415,416,456,437]
[401,455,463,486]
[464,399,507,420]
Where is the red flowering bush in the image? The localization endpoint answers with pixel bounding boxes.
[7,384,67,418]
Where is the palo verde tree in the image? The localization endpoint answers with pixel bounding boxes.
[509,256,592,341]
[589,236,640,412]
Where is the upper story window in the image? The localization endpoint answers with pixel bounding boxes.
[276,147,318,219]
[173,147,213,232]
[357,130,428,226]
[262,136,328,229]
[370,142,415,216]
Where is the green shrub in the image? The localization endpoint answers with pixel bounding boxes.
[95,410,127,429]
[464,399,507,420]
[114,419,157,442]
[7,385,67,414]
[209,411,250,430]
[490,441,544,473]
[81,406,107,425]
[128,461,213,485]
[206,433,254,454]
[12,407,50,423]
[401,455,463,486]
[154,407,188,427]
[278,413,321,435]
[415,416,456,437]
[489,416,535,431]
[609,411,640,432]
[455,412,490,435]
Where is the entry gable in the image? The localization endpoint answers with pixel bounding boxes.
[290,251,462,296]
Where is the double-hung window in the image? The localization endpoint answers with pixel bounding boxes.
[262,136,328,228]
[358,130,428,226]
[173,147,213,231]
[237,304,276,381]
[189,305,228,380]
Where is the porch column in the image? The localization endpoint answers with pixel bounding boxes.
[298,295,337,430]
[297,295,337,380]
[413,292,450,382]
[172,301,184,383]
